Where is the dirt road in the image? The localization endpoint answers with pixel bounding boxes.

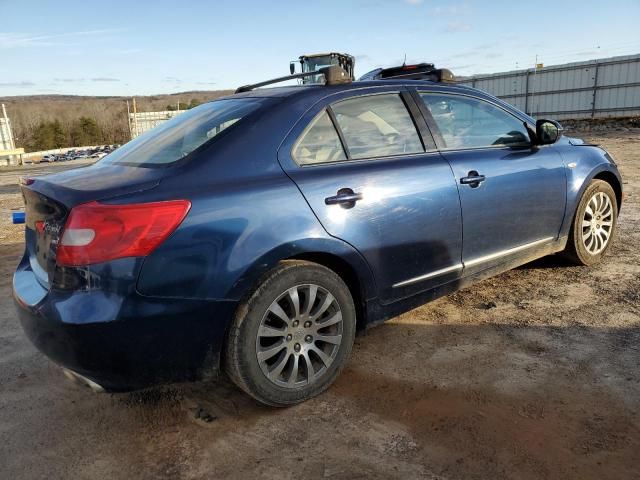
[1,134,638,480]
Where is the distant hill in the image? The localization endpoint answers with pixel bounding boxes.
[0,90,233,152]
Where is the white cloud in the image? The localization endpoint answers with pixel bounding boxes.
[431,3,472,15]
[0,81,35,87]
[443,21,472,33]
[0,29,120,49]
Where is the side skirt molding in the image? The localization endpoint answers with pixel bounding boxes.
[392,263,463,288]
[392,236,556,289]
[370,236,567,327]
[464,237,555,268]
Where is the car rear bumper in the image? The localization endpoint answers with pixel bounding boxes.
[14,262,238,392]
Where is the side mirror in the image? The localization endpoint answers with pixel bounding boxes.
[290,62,297,75]
[535,119,563,145]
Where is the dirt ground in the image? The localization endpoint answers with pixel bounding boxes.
[1,133,639,480]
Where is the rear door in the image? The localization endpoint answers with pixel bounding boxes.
[415,90,567,272]
[278,88,463,304]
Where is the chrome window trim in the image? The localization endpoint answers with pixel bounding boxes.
[437,144,532,153]
[299,149,442,168]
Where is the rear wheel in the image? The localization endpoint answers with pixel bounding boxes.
[224,260,356,406]
[563,179,617,265]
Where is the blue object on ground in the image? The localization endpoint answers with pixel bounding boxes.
[12,212,25,224]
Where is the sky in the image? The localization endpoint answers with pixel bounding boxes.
[1,0,639,97]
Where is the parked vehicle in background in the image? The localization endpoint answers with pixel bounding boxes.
[89,152,107,159]
[71,150,88,160]
[14,68,622,407]
[39,155,56,163]
[290,52,355,84]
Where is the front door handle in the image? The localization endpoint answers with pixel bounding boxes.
[460,171,486,188]
[325,188,363,208]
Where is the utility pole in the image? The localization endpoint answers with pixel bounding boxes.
[126,100,132,140]
[531,55,538,117]
[132,97,138,139]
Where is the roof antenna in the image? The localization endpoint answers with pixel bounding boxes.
[402,53,407,67]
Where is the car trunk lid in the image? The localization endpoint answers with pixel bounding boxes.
[20,164,163,288]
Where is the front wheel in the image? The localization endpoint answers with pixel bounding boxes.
[563,179,618,266]
[224,260,356,406]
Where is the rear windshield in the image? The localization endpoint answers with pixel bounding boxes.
[101,98,265,167]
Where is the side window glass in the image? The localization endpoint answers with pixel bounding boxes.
[420,93,530,149]
[292,110,347,165]
[332,94,424,159]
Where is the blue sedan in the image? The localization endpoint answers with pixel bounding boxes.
[14,71,622,406]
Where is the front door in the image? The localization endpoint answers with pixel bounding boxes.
[279,90,463,303]
[417,91,567,270]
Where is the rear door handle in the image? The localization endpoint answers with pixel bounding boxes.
[460,171,486,188]
[325,188,363,208]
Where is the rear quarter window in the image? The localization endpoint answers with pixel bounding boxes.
[292,110,347,165]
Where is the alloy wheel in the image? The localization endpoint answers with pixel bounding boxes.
[256,284,343,388]
[582,191,614,255]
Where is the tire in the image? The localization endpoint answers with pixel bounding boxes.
[563,179,618,266]
[224,260,356,406]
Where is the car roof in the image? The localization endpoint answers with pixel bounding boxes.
[227,79,533,125]
[232,79,479,100]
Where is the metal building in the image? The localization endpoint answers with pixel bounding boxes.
[129,110,184,139]
[457,54,640,120]
[0,104,23,165]
[1,104,15,151]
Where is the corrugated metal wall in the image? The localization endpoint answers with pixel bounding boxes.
[457,54,640,120]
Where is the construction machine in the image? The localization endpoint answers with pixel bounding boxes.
[290,53,355,84]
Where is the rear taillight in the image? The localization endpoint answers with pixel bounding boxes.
[56,200,191,267]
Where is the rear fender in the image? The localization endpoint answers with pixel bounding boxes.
[136,175,377,304]
[225,237,377,305]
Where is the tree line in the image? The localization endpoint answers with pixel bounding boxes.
[28,117,109,151]
[27,99,203,151]
[166,99,201,111]
[1,91,231,153]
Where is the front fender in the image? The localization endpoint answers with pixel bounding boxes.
[557,143,622,239]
